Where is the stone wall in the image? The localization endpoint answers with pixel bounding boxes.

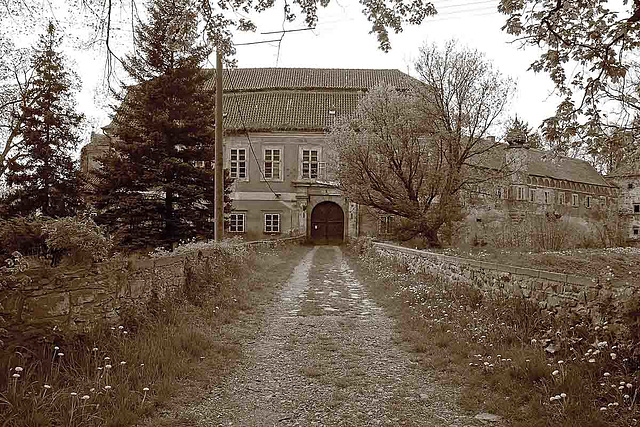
[0,237,302,336]
[373,242,636,321]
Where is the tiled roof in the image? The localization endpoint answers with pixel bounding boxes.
[214,68,418,131]
[222,91,363,131]
[205,67,416,93]
[526,149,610,187]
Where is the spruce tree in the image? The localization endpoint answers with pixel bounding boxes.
[0,23,82,218]
[92,0,228,249]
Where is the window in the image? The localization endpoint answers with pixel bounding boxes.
[194,160,205,168]
[496,188,502,199]
[559,192,565,205]
[544,191,550,204]
[230,148,247,179]
[629,183,634,189]
[516,186,525,200]
[264,148,281,179]
[572,194,579,207]
[586,196,591,208]
[229,213,245,232]
[530,188,535,202]
[635,204,640,214]
[379,216,393,235]
[264,213,280,233]
[634,226,639,236]
[302,149,319,179]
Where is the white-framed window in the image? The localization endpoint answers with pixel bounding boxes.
[572,194,579,207]
[544,191,550,204]
[264,213,280,233]
[559,192,565,205]
[230,148,247,179]
[194,160,206,168]
[264,148,281,180]
[229,213,245,232]
[634,204,640,214]
[530,188,535,202]
[379,215,394,235]
[516,186,525,200]
[302,149,319,179]
[496,187,503,199]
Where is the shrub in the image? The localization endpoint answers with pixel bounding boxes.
[42,216,111,264]
[0,217,49,261]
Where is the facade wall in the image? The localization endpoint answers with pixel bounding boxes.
[609,175,640,242]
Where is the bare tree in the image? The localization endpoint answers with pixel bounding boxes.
[0,34,39,183]
[330,41,515,246]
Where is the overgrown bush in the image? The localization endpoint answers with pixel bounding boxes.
[0,217,49,262]
[42,216,111,264]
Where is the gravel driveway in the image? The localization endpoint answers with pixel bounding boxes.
[185,245,493,426]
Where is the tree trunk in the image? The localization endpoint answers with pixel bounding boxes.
[423,227,441,248]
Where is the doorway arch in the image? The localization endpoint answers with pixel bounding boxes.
[310,202,344,244]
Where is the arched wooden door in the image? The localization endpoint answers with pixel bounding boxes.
[310,202,344,244]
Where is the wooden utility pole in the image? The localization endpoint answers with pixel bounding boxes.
[214,50,224,241]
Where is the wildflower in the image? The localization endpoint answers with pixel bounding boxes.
[14,367,23,372]
[104,385,112,390]
[625,395,631,400]
[589,358,596,363]
[71,392,77,396]
[552,370,560,376]
[143,387,149,392]
[525,359,530,363]
[600,407,607,411]
[610,353,617,360]
[558,360,564,364]
[57,353,64,357]
[120,361,126,366]
[12,373,20,378]
[54,346,59,350]
[104,357,110,360]
[44,385,51,389]
[81,395,90,400]
[560,393,566,398]
[92,347,98,352]
[627,383,633,389]
[118,326,124,330]
[90,388,95,392]
[140,364,145,367]
[97,367,103,371]
[619,386,625,390]
[620,382,626,386]
[531,339,537,344]
[604,372,611,377]
[123,331,128,335]
[105,364,112,369]
[597,341,608,348]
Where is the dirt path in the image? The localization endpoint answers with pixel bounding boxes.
[183,246,491,426]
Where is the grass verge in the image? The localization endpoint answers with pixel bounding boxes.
[346,239,639,427]
[0,242,308,426]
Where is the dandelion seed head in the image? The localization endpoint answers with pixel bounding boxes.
[54,346,59,350]
[143,387,149,391]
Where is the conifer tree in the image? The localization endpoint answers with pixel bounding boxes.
[0,23,83,218]
[92,0,229,249]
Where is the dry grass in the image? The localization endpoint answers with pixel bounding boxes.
[347,240,640,427]
[0,242,307,427]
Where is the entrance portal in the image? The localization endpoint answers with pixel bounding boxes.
[310,202,344,244]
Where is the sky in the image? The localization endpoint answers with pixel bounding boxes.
[8,0,563,143]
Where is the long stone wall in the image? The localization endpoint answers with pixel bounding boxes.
[373,242,636,322]
[0,236,303,337]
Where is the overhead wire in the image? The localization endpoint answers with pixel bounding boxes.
[223,66,280,198]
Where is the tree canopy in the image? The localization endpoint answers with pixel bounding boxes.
[0,23,83,218]
[91,0,231,249]
[499,0,640,152]
[330,41,515,246]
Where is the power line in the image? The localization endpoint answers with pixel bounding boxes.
[224,67,280,198]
